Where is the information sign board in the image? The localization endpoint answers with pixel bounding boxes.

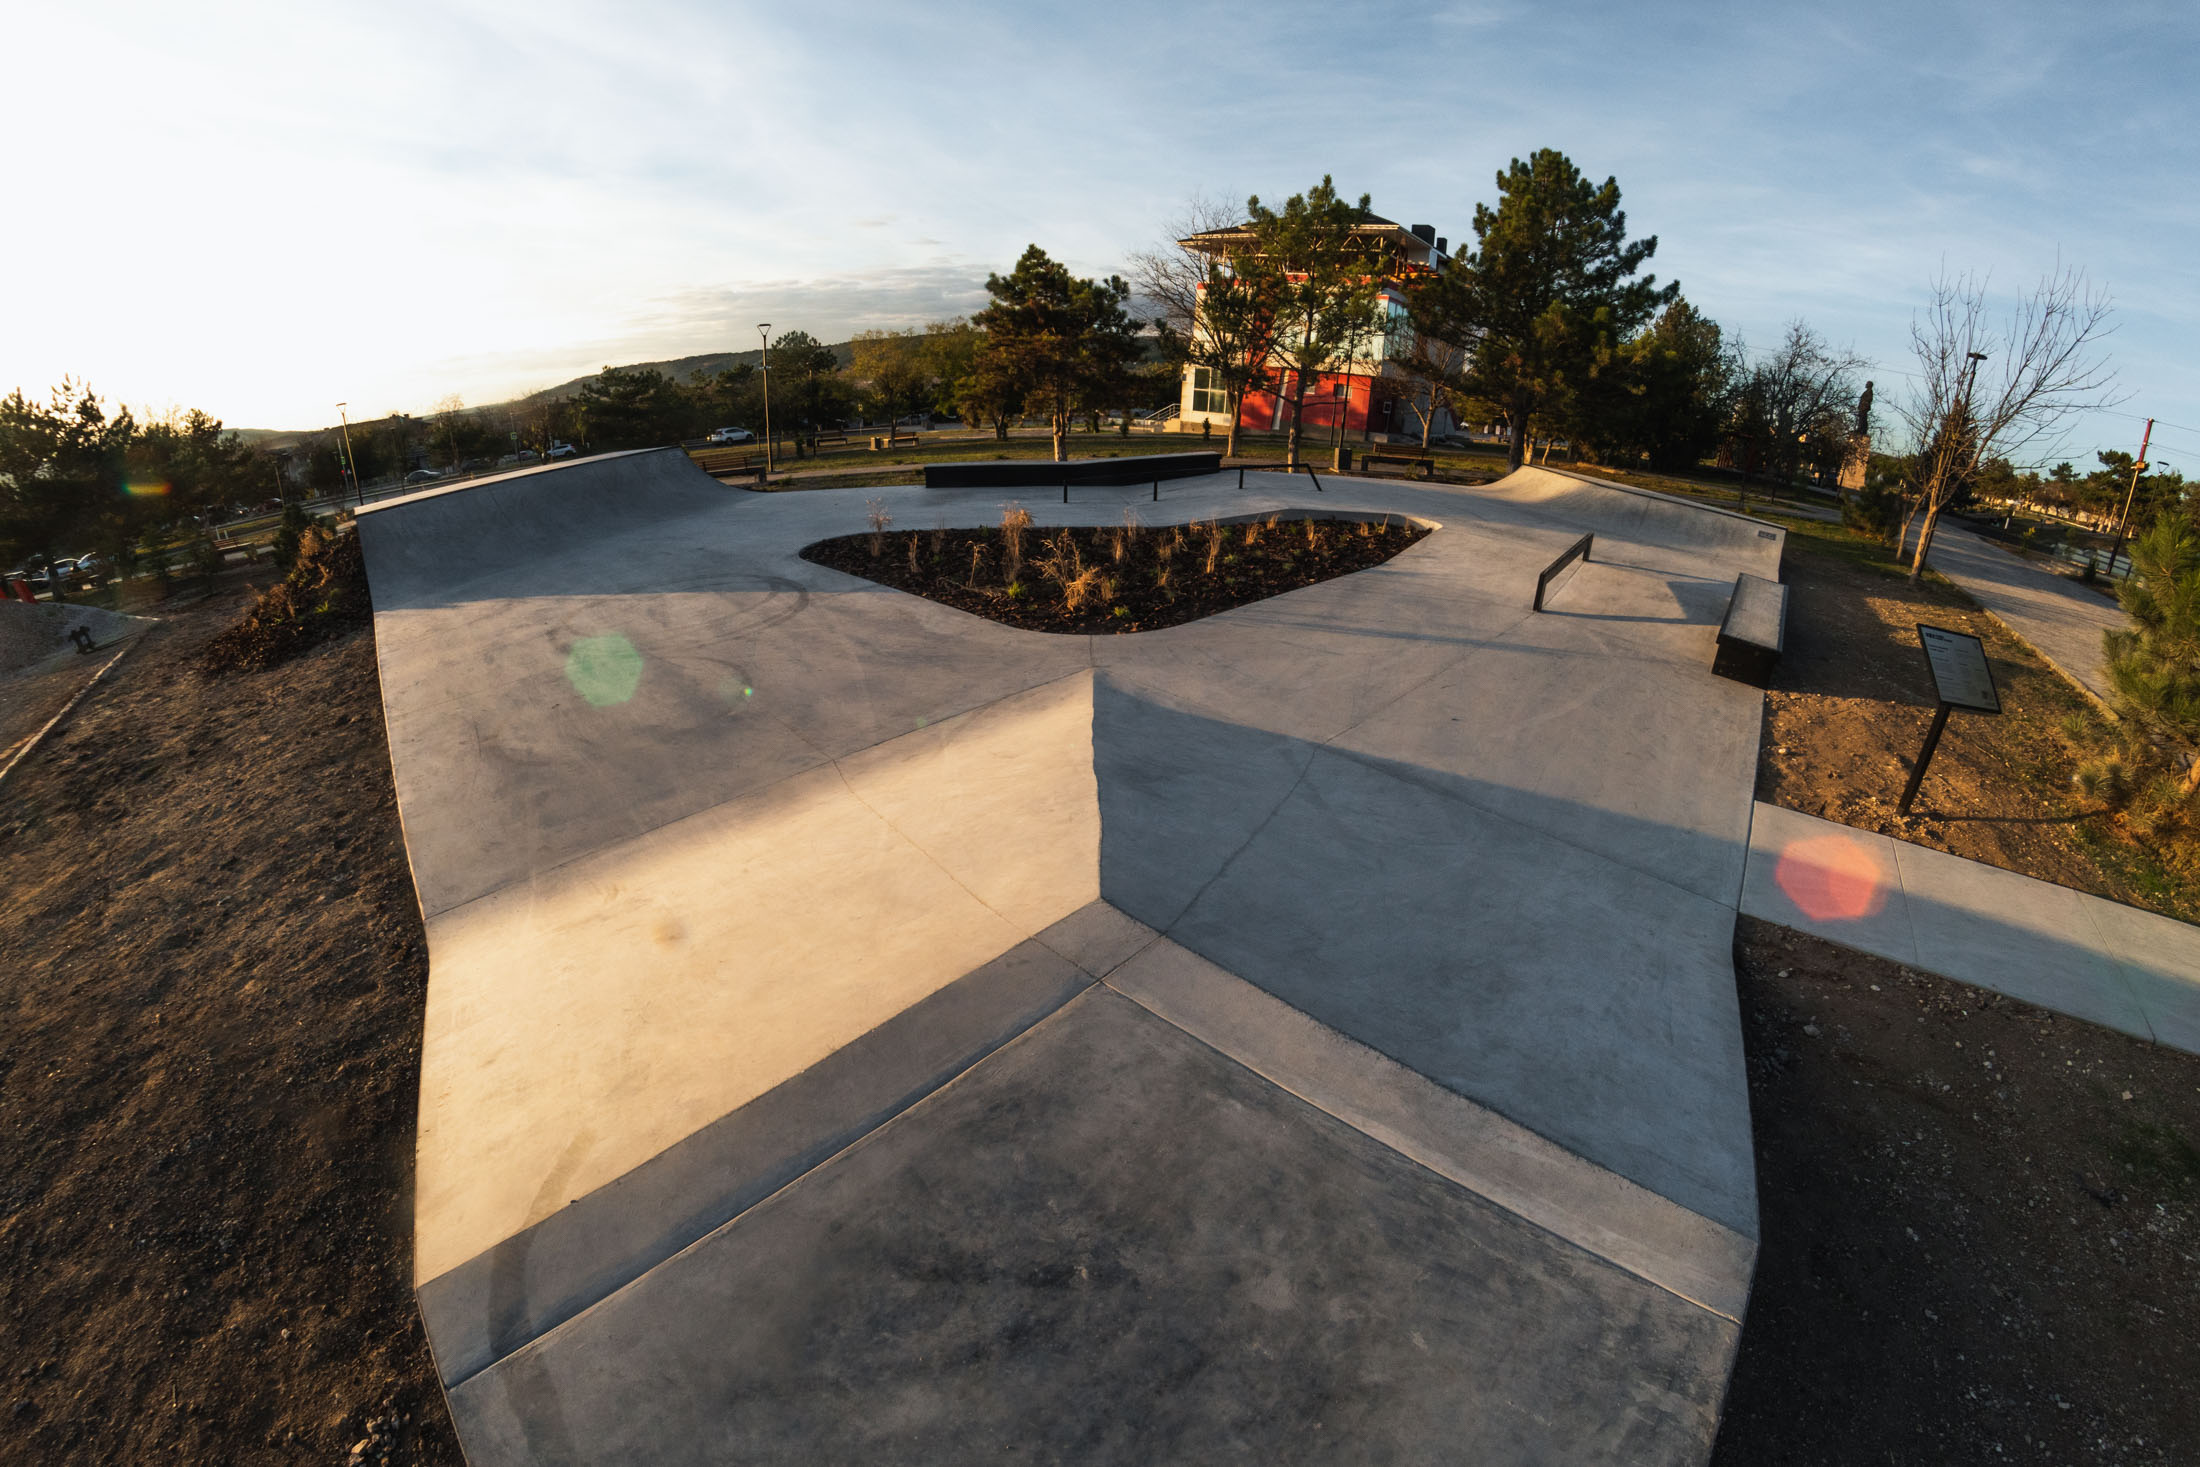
[1916,624,2001,715]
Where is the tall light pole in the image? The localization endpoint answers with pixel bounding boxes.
[758,324,773,478]
[336,402,360,509]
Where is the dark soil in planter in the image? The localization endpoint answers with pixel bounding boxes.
[802,512,1430,634]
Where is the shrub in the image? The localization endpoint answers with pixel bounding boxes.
[201,527,370,674]
[2106,516,2200,737]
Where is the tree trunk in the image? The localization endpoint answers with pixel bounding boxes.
[1284,374,1305,468]
[1052,411,1067,463]
[1226,392,1243,459]
[1506,404,1528,471]
[1420,388,1434,450]
[1909,499,1944,579]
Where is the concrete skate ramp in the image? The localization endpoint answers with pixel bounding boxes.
[359,457,1777,1465]
[1492,465,1785,574]
[357,448,731,598]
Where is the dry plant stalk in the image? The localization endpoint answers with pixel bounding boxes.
[1121,506,1143,545]
[906,535,921,574]
[1000,502,1033,585]
[1203,520,1225,574]
[1061,565,1102,612]
[929,518,947,554]
[865,498,893,557]
[1244,517,1262,547]
[965,543,988,587]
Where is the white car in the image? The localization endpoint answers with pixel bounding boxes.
[706,426,754,445]
[547,441,578,459]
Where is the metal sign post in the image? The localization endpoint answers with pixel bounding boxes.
[1899,624,2003,815]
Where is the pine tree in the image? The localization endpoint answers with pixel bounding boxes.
[2105,515,2200,748]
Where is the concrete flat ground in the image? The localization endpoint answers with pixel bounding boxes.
[358,451,1784,1465]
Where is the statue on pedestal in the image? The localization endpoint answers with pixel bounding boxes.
[1841,382,1875,493]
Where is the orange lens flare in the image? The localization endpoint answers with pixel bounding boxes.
[1773,834,1889,923]
[125,480,171,497]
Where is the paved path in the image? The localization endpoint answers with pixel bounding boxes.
[1742,802,2200,1053]
[1923,523,2124,704]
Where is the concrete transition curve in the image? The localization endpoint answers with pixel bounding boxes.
[357,448,1786,1465]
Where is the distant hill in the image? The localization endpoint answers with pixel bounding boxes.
[230,341,863,438]
[501,341,858,413]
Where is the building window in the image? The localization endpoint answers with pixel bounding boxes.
[1188,366,1229,416]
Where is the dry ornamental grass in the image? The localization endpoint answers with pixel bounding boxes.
[803,505,1429,635]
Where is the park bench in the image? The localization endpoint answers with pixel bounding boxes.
[1712,572,1788,686]
[870,433,919,450]
[690,447,767,482]
[1359,452,1436,480]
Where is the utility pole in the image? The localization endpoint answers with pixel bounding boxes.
[758,324,774,478]
[2104,418,2154,581]
[337,402,360,509]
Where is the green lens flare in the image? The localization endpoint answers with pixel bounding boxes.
[567,635,644,707]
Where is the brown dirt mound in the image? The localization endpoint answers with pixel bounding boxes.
[803,512,1429,634]
[202,528,371,675]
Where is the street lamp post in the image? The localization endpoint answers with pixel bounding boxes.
[336,402,360,509]
[758,324,773,478]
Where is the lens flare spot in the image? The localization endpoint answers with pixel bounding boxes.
[1774,834,1889,922]
[716,676,756,705]
[567,635,643,707]
[125,480,171,497]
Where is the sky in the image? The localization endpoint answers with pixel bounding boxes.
[3,0,2195,470]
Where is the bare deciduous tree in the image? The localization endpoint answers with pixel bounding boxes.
[1728,323,1867,488]
[1130,194,1286,457]
[1900,266,2121,579]
[1127,193,1241,345]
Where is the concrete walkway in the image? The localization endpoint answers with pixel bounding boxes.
[1741,801,2200,1053]
[1923,523,2123,704]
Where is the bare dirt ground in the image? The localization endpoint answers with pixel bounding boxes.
[0,571,459,1466]
[1711,917,2200,1466]
[1756,524,2199,920]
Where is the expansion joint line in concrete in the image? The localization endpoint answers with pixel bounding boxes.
[445,981,1111,1391]
[1096,958,1748,1328]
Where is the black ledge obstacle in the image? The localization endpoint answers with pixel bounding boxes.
[1532,533,1593,612]
[924,452,1222,496]
[1712,572,1789,686]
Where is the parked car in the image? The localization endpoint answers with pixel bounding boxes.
[404,468,443,485]
[547,441,577,459]
[706,426,754,445]
[71,553,107,583]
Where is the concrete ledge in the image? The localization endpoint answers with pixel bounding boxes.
[923,452,1220,489]
[1106,936,1757,1321]
[1740,801,2200,1050]
[418,938,1094,1387]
